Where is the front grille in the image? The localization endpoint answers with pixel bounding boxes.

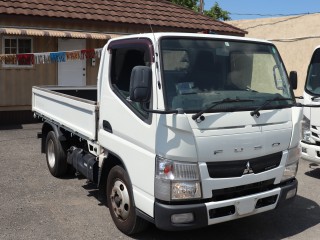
[211,179,275,201]
[207,152,282,178]
[311,125,320,146]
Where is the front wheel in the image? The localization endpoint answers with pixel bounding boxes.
[106,166,148,235]
[45,131,67,177]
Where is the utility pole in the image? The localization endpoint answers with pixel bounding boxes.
[199,0,204,13]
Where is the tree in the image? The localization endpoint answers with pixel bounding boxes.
[170,0,231,21]
[203,2,231,21]
[170,0,198,11]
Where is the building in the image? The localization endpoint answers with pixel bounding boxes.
[229,13,320,96]
[0,0,245,124]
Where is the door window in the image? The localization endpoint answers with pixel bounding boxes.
[110,45,152,119]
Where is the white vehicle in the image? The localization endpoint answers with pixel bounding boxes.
[301,46,320,164]
[32,33,302,235]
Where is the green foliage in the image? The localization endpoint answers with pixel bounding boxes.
[203,2,231,21]
[170,0,199,10]
[170,0,231,20]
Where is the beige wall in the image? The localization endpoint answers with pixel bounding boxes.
[0,36,106,111]
[229,13,320,96]
[0,37,57,110]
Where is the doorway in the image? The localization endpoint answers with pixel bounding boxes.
[58,38,86,86]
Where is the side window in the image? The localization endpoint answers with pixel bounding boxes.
[110,47,151,118]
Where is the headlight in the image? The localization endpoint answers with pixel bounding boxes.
[286,145,301,166]
[281,146,300,182]
[155,156,202,201]
[281,162,299,182]
[302,129,311,142]
[301,116,313,143]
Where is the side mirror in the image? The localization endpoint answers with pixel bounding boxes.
[129,66,152,102]
[289,71,298,90]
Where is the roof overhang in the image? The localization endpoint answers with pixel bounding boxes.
[0,27,112,40]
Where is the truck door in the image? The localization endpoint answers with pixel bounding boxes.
[98,38,156,216]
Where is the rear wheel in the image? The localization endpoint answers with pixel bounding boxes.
[106,166,148,235]
[45,131,67,177]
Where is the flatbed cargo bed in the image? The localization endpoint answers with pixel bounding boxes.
[32,86,98,141]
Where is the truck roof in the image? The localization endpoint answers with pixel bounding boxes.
[109,32,273,45]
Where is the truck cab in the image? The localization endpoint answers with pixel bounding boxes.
[33,33,302,234]
[301,46,320,164]
[98,33,302,232]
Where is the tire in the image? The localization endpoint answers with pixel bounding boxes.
[106,166,149,235]
[45,131,68,177]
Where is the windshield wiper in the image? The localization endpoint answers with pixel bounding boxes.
[311,96,320,100]
[192,98,254,121]
[250,97,294,118]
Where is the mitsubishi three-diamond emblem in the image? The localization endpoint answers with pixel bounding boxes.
[243,161,253,175]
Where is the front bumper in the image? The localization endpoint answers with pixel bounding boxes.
[154,179,297,231]
[300,141,320,164]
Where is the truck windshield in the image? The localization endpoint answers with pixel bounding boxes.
[305,48,320,96]
[160,37,293,112]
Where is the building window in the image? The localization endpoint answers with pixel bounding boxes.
[2,37,33,67]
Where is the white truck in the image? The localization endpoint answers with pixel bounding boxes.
[301,46,320,164]
[32,33,302,235]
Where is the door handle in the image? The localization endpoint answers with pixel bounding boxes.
[103,120,113,133]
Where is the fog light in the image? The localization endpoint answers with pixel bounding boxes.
[171,213,194,224]
[286,188,297,199]
[301,147,307,153]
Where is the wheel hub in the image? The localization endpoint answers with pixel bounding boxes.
[110,180,130,220]
[47,139,55,168]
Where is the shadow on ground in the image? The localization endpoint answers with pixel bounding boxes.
[305,163,320,180]
[0,124,23,130]
[80,178,320,240]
